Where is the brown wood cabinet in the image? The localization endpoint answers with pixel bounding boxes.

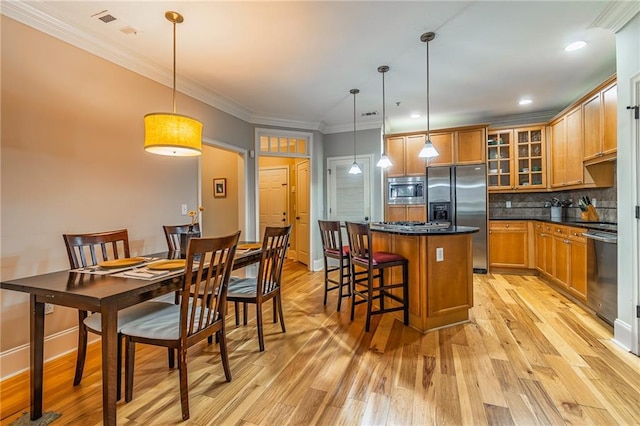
[386,134,427,177]
[533,222,588,301]
[425,132,454,166]
[385,125,487,177]
[385,205,426,222]
[489,221,528,268]
[455,128,486,164]
[583,82,617,164]
[550,106,584,188]
[488,126,546,192]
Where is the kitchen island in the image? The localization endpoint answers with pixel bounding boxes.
[368,223,479,333]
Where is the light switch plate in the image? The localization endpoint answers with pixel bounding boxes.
[506,201,511,208]
[436,247,444,262]
[181,204,188,215]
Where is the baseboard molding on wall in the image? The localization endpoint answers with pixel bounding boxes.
[613,318,634,354]
[312,258,324,272]
[0,327,100,381]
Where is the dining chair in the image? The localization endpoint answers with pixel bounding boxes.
[163,223,201,251]
[345,221,409,332]
[121,231,240,421]
[62,229,170,399]
[227,225,292,351]
[318,220,351,311]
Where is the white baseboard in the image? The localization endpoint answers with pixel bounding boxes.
[613,318,633,353]
[0,327,100,381]
[312,258,324,272]
[0,294,175,381]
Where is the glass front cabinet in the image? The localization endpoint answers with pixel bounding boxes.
[487,126,546,191]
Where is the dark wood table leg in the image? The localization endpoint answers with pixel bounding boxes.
[29,295,44,420]
[101,304,118,426]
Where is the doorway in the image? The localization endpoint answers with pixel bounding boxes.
[255,128,313,269]
[326,154,373,222]
[259,167,289,237]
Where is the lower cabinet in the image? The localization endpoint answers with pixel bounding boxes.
[494,220,588,301]
[489,221,528,268]
[534,223,587,301]
[386,205,426,222]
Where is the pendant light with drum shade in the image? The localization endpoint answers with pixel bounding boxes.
[348,88,363,175]
[144,11,202,157]
[418,31,439,159]
[376,65,392,169]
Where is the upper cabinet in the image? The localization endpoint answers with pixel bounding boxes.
[387,134,426,177]
[385,125,487,177]
[550,106,587,188]
[487,126,546,192]
[456,128,486,164]
[583,82,617,164]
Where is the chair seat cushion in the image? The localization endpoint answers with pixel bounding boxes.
[119,304,212,341]
[353,251,406,266]
[325,245,349,257]
[83,301,173,333]
[227,277,257,299]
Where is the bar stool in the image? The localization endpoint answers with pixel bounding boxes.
[345,221,409,332]
[318,220,351,311]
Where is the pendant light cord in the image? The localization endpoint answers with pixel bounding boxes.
[426,39,430,140]
[382,70,386,140]
[172,20,177,114]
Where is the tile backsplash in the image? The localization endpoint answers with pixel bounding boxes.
[489,168,617,223]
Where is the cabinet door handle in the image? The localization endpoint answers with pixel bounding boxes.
[505,224,509,228]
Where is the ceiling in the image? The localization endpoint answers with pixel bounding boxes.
[3,1,626,135]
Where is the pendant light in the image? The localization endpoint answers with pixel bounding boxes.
[144,11,203,157]
[376,65,393,169]
[348,88,363,175]
[418,31,439,159]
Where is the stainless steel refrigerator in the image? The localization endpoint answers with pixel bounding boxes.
[426,164,487,273]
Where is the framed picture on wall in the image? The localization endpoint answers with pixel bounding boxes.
[213,178,227,198]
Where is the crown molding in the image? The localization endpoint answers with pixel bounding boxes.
[323,119,382,135]
[589,1,640,32]
[249,113,325,133]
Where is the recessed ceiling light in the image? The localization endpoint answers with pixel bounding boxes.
[519,98,533,106]
[565,41,587,52]
[410,113,421,119]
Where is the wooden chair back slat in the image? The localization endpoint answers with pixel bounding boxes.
[63,229,130,268]
[318,220,344,253]
[345,222,372,267]
[181,231,240,343]
[163,223,201,251]
[256,226,292,298]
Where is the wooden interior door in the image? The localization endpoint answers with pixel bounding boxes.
[295,160,310,266]
[259,167,288,239]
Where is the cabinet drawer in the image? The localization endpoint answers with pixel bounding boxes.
[567,227,587,243]
[550,225,567,236]
[490,221,527,231]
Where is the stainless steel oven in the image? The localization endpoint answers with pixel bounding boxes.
[387,176,425,205]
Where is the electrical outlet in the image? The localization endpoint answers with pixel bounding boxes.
[506,201,512,208]
[436,247,444,262]
[45,303,54,315]
[591,198,597,207]
[181,204,188,215]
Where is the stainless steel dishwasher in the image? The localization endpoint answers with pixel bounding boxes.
[583,230,617,326]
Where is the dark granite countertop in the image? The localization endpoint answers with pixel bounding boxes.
[490,217,617,233]
[370,224,479,236]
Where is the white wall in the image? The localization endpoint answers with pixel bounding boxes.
[614,12,640,353]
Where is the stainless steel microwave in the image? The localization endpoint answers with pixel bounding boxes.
[387,176,425,205]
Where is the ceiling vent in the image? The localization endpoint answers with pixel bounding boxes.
[361,111,379,117]
[120,26,138,35]
[99,14,117,23]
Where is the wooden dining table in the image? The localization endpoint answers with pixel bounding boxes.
[0,246,262,425]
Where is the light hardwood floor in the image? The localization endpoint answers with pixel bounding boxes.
[2,261,640,425]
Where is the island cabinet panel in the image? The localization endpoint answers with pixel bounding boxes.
[371,230,474,333]
[426,234,473,317]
